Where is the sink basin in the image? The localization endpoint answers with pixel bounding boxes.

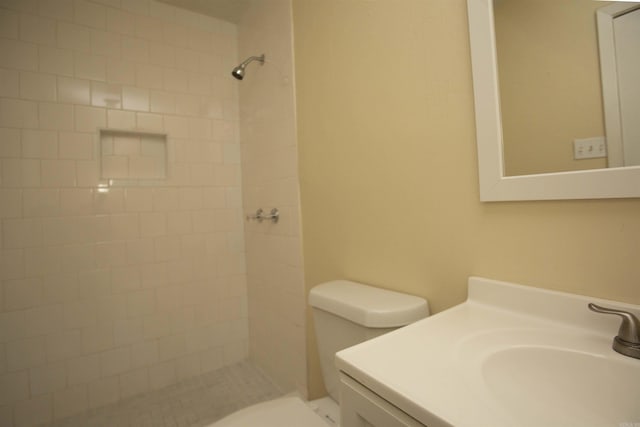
[336,277,640,427]
[483,346,640,427]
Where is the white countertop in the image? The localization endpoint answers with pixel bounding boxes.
[335,277,640,427]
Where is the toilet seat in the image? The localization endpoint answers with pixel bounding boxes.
[209,396,332,427]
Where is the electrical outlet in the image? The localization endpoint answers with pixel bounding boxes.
[573,137,607,160]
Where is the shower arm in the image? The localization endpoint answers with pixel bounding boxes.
[240,55,265,67]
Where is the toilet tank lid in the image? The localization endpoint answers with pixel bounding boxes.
[308,280,429,328]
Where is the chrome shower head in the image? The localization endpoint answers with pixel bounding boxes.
[231,54,265,80]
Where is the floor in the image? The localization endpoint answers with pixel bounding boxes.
[49,361,284,427]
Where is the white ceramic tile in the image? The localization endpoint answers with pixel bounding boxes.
[57,21,91,52]
[59,132,93,160]
[109,214,140,240]
[75,105,106,132]
[74,53,106,81]
[53,384,88,420]
[23,189,60,217]
[148,360,175,390]
[121,0,148,15]
[39,102,73,131]
[91,0,121,8]
[136,113,163,131]
[29,361,66,395]
[162,23,189,49]
[214,164,240,186]
[3,277,43,311]
[0,371,29,405]
[76,269,111,299]
[135,63,163,90]
[0,99,39,128]
[202,98,223,119]
[38,46,73,76]
[91,81,122,108]
[57,77,91,105]
[125,239,154,265]
[122,87,149,112]
[163,116,189,138]
[0,1,270,420]
[92,188,124,213]
[149,90,175,114]
[1,159,41,187]
[75,160,99,186]
[38,0,73,21]
[13,394,52,427]
[66,353,101,386]
[22,304,64,339]
[189,164,214,185]
[0,127,22,158]
[139,212,165,237]
[175,93,199,116]
[90,29,121,58]
[0,249,25,281]
[135,14,162,41]
[19,71,57,102]
[130,340,158,369]
[175,49,199,73]
[88,376,119,409]
[100,346,131,376]
[162,68,187,93]
[0,68,19,98]
[106,8,135,36]
[106,59,136,85]
[94,241,127,268]
[41,273,79,306]
[19,13,56,46]
[22,247,58,278]
[45,330,82,362]
[41,159,76,187]
[81,322,114,354]
[0,8,19,39]
[0,189,22,218]
[187,71,210,95]
[118,367,149,399]
[74,0,106,29]
[6,335,44,371]
[121,36,148,63]
[107,109,136,129]
[148,41,175,68]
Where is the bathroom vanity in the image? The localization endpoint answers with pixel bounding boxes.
[336,277,640,427]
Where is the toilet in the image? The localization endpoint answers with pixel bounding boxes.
[209,280,429,427]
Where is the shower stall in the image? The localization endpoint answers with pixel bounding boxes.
[0,0,305,425]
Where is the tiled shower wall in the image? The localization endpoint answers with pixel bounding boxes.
[238,0,306,396]
[0,1,248,425]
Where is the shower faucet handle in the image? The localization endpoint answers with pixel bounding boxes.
[246,208,279,224]
[588,303,640,359]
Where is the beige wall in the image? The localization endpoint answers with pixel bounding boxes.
[495,0,606,176]
[238,0,306,396]
[0,1,247,425]
[292,0,640,398]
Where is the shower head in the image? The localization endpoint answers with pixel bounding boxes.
[231,54,265,80]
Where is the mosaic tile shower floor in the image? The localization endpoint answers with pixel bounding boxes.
[49,362,283,427]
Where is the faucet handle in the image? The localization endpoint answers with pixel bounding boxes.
[588,303,640,359]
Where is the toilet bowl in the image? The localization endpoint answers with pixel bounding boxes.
[210,396,332,427]
[209,280,429,427]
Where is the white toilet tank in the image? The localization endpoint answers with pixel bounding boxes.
[308,280,429,402]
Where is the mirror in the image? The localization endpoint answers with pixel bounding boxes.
[495,0,640,176]
[467,0,640,201]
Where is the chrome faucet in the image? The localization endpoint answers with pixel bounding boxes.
[588,303,640,360]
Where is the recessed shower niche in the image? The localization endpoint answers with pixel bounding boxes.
[99,129,168,185]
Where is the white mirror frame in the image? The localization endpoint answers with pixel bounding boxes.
[467,0,640,201]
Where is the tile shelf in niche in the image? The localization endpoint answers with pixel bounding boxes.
[99,129,168,188]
